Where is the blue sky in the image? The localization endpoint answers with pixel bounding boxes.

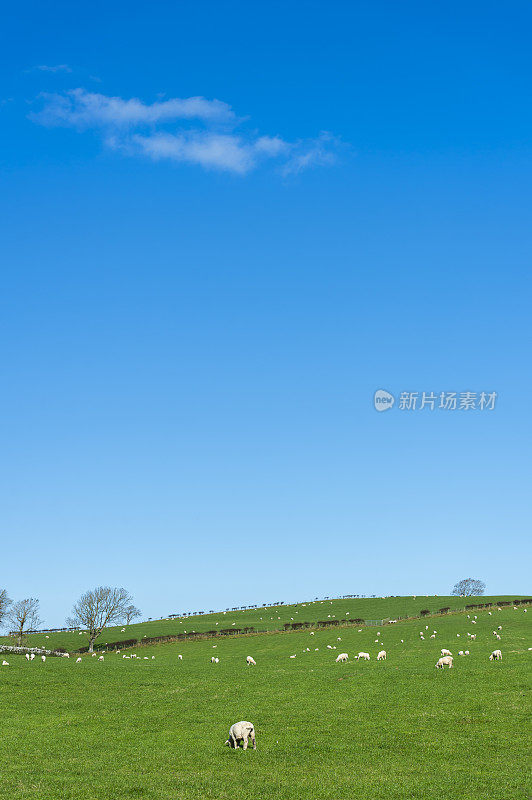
[1,1,531,626]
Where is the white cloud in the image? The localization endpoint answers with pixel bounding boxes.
[281,132,339,176]
[32,88,234,128]
[30,88,340,175]
[35,64,72,73]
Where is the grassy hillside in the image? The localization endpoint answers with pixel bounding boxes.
[0,603,529,799]
[0,594,526,653]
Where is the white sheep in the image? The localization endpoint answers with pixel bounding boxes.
[98,655,104,662]
[441,649,453,657]
[335,653,348,663]
[289,654,296,659]
[489,650,502,661]
[41,655,46,662]
[29,654,34,660]
[430,634,436,639]
[2,660,9,666]
[246,656,256,666]
[357,652,370,660]
[76,657,82,663]
[377,650,386,660]
[497,625,502,630]
[25,653,30,661]
[178,654,183,660]
[458,650,464,656]
[225,721,256,750]
[436,656,453,669]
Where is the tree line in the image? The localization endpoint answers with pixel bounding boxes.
[0,587,141,652]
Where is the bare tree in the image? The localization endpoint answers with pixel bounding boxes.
[451,578,486,597]
[7,598,42,645]
[0,589,12,628]
[123,604,141,625]
[67,586,135,652]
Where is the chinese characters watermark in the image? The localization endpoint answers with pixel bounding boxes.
[374,389,497,412]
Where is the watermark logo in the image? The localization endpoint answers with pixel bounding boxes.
[374,390,498,412]
[374,389,395,411]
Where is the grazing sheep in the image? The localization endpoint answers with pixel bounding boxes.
[76,657,82,663]
[178,654,183,660]
[436,656,453,669]
[225,721,256,750]
[335,653,348,663]
[211,656,217,663]
[498,625,502,630]
[441,649,453,657]
[246,656,256,666]
[377,650,386,661]
[25,654,30,661]
[98,655,104,662]
[465,650,470,655]
[2,660,9,666]
[357,652,370,661]
[41,655,46,662]
[430,634,436,639]
[489,650,502,661]
[458,651,464,656]
[495,634,501,640]
[470,634,476,640]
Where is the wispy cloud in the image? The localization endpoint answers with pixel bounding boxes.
[34,64,72,73]
[30,88,340,175]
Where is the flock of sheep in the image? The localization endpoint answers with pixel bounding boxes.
[1,602,528,754]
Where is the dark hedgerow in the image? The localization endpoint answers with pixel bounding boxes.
[420,609,430,616]
[439,607,450,614]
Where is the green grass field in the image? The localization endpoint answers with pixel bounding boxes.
[0,594,526,652]
[1,598,530,799]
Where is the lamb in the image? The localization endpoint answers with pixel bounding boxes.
[440,649,453,657]
[489,650,502,661]
[225,721,256,750]
[435,656,453,669]
[377,650,386,660]
[357,652,370,660]
[335,653,348,663]
[246,656,256,666]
